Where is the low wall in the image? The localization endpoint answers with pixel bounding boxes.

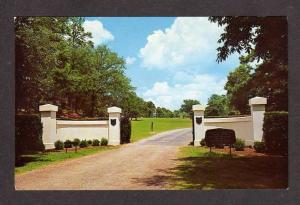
[56,120,109,142]
[204,116,253,145]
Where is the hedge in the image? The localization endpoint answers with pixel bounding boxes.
[120,116,131,144]
[15,114,45,159]
[263,111,288,155]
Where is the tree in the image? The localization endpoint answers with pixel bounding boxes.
[205,94,229,116]
[180,99,200,118]
[224,63,253,114]
[209,17,288,111]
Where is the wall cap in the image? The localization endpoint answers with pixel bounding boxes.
[192,104,206,111]
[107,106,122,113]
[39,104,58,112]
[249,97,267,105]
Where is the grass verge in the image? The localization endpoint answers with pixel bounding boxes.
[131,118,192,142]
[169,146,288,189]
[15,146,117,175]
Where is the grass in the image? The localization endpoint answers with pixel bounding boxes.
[131,118,192,142]
[15,146,117,174]
[168,146,288,189]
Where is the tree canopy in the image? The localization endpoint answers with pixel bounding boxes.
[209,16,288,112]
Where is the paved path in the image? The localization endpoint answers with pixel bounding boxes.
[15,128,192,190]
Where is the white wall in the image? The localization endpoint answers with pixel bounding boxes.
[56,120,109,141]
[203,117,253,145]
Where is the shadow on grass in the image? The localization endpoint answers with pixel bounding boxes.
[132,151,288,189]
[15,153,51,167]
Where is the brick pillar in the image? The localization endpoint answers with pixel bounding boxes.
[107,106,122,145]
[192,104,206,146]
[249,97,267,142]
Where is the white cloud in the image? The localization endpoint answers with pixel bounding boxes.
[141,74,226,110]
[139,17,224,71]
[125,57,137,65]
[83,20,114,46]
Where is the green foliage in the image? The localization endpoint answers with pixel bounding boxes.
[79,139,88,148]
[121,117,131,144]
[100,138,108,146]
[209,17,288,112]
[234,139,245,151]
[205,94,229,116]
[15,114,45,161]
[54,140,64,150]
[180,99,200,118]
[92,139,100,146]
[254,141,265,153]
[63,140,73,153]
[200,139,206,147]
[72,138,80,146]
[156,107,174,118]
[263,112,288,155]
[87,140,93,146]
[224,64,253,114]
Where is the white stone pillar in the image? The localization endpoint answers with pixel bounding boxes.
[39,104,58,149]
[107,106,122,145]
[192,105,206,146]
[249,97,267,142]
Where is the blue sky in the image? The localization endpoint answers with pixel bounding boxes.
[84,17,240,110]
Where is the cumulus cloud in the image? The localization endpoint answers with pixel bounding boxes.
[142,74,226,110]
[83,20,114,46]
[125,57,137,65]
[139,17,224,70]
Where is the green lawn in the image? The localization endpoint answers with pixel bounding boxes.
[130,118,192,142]
[169,146,288,189]
[15,146,117,174]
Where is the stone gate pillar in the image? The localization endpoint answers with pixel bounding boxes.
[39,104,58,149]
[107,106,122,145]
[249,97,267,142]
[192,105,206,146]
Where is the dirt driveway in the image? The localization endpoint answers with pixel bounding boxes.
[15,128,191,190]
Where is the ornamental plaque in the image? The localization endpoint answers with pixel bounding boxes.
[110,119,116,126]
[196,117,202,125]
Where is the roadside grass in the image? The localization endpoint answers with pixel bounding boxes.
[170,146,288,189]
[15,146,117,175]
[131,118,192,142]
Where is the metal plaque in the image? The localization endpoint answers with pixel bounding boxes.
[196,117,202,125]
[110,119,116,126]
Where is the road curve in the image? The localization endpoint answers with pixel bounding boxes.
[15,128,192,190]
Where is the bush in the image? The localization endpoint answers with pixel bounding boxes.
[15,114,45,159]
[100,138,108,146]
[73,138,81,152]
[79,139,88,148]
[64,140,73,153]
[54,140,64,150]
[121,117,131,144]
[234,138,245,151]
[263,112,288,155]
[254,141,265,153]
[200,139,206,146]
[87,140,93,146]
[92,139,100,146]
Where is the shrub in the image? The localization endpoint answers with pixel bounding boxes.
[92,139,100,146]
[200,139,206,146]
[87,140,93,146]
[263,112,288,155]
[54,140,64,150]
[101,138,108,146]
[73,138,81,152]
[120,117,131,144]
[254,141,265,153]
[79,139,88,148]
[15,114,45,160]
[234,138,245,151]
[64,140,73,153]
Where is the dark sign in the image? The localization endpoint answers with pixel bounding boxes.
[205,128,236,147]
[196,117,202,125]
[110,119,116,126]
